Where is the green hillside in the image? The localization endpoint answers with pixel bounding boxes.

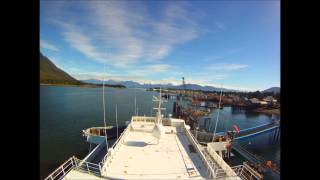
[40,52,83,85]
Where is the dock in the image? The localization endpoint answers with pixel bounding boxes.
[172,100,280,177]
[232,143,280,175]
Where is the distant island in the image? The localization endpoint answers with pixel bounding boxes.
[40,52,126,88]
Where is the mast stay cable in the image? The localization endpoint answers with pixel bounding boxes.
[102,62,109,150]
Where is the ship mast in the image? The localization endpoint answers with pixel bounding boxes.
[151,88,167,143]
[213,85,223,140]
[152,88,167,124]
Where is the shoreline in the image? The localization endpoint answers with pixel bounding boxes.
[40,83,126,89]
[40,83,98,88]
[252,107,280,115]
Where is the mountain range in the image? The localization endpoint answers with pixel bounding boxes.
[81,79,236,92]
[262,87,280,94]
[40,52,279,92]
[40,52,83,85]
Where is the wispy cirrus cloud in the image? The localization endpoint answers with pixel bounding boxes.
[123,64,174,78]
[40,39,59,51]
[207,63,249,71]
[141,64,173,73]
[46,1,200,68]
[73,63,174,80]
[207,63,248,71]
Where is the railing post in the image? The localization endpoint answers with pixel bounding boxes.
[70,158,73,167]
[86,162,90,174]
[62,167,65,176]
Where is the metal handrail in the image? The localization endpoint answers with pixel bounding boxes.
[44,156,76,180]
[73,157,102,176]
[44,156,102,180]
[231,165,244,175]
[100,124,131,165]
[233,143,265,162]
[183,125,216,178]
[233,143,280,173]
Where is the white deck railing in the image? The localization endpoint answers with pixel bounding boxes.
[100,123,131,168]
[206,143,239,178]
[74,157,102,176]
[183,125,216,179]
[44,156,76,180]
[231,165,244,175]
[44,156,102,180]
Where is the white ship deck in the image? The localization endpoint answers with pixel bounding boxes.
[102,126,208,179]
[56,118,240,180]
[47,91,242,180]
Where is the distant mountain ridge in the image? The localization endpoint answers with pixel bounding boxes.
[262,87,280,94]
[40,52,83,85]
[81,79,236,92]
[40,52,278,92]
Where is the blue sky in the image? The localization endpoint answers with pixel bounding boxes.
[40,0,280,91]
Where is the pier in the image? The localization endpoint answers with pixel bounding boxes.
[232,143,280,175]
[173,101,280,141]
[172,100,281,176]
[190,121,280,143]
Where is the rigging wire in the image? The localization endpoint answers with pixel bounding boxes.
[213,85,223,140]
[116,104,118,139]
[102,62,109,150]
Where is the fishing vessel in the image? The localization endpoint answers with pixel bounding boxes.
[44,89,262,180]
[83,126,126,144]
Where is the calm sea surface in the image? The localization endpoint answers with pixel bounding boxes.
[40,86,280,179]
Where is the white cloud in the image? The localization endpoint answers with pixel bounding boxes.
[207,63,249,71]
[40,39,59,51]
[41,2,261,91]
[48,1,200,68]
[138,64,173,73]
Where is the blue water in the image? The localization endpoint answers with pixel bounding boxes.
[197,107,280,133]
[40,86,280,179]
[195,105,280,180]
[40,86,174,179]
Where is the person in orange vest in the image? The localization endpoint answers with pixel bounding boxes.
[266,160,272,168]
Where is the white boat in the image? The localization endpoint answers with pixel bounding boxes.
[44,90,262,180]
[83,126,126,144]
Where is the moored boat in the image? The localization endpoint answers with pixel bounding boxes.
[82,126,126,144]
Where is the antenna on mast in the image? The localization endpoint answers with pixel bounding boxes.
[152,88,167,124]
[152,88,167,143]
